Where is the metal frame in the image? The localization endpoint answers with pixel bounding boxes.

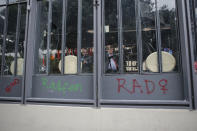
[185,0,197,109]
[0,0,194,109]
[0,0,28,103]
[98,0,193,109]
[25,0,96,106]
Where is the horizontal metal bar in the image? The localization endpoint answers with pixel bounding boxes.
[26,98,95,104]
[32,74,93,77]
[0,76,23,78]
[6,1,27,6]
[100,104,191,110]
[0,97,21,101]
[25,102,95,107]
[100,99,190,105]
[102,72,180,77]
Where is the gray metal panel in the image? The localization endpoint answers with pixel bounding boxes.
[176,0,193,109]
[31,75,93,99]
[185,0,197,109]
[93,0,98,107]
[21,0,30,104]
[0,76,22,97]
[101,74,184,100]
[97,0,102,107]
[98,0,191,108]
[24,0,37,103]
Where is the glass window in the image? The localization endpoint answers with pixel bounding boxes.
[34,0,49,74]
[158,0,180,72]
[0,6,6,74]
[104,0,180,74]
[49,0,63,74]
[5,5,18,75]
[0,1,27,99]
[104,0,119,73]
[122,0,137,73]
[34,0,94,75]
[140,0,157,72]
[192,0,197,72]
[81,0,93,73]
[0,0,6,5]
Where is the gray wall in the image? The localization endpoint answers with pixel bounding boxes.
[0,104,197,131]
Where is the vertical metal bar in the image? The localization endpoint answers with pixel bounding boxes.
[155,0,162,73]
[117,0,123,73]
[136,0,142,74]
[193,0,197,60]
[24,0,37,104]
[185,0,195,109]
[14,3,21,76]
[22,0,30,104]
[77,0,82,74]
[1,0,9,75]
[93,0,97,107]
[61,0,67,75]
[175,0,182,73]
[102,0,106,74]
[46,0,52,75]
[98,0,104,107]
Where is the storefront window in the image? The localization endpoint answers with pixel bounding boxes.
[20,0,192,107]
[0,0,27,99]
[35,0,93,75]
[141,0,157,72]
[158,0,180,72]
[104,0,180,74]
[0,6,6,74]
[104,0,119,73]
[26,0,95,103]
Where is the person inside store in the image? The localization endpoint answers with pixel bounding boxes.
[105,44,119,73]
[81,48,93,73]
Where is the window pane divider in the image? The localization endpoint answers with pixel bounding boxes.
[61,0,67,75]
[46,0,52,75]
[117,0,123,73]
[1,0,9,76]
[14,3,22,76]
[77,0,82,74]
[155,0,162,73]
[136,0,143,74]
[175,0,182,72]
[102,0,105,74]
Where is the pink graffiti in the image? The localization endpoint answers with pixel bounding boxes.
[5,79,19,93]
[117,78,168,95]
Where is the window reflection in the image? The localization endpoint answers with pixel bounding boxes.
[0,0,6,5]
[0,6,5,75]
[35,0,94,75]
[81,0,93,73]
[35,0,49,74]
[4,5,18,75]
[194,0,197,62]
[122,0,137,73]
[104,0,119,73]
[63,0,78,74]
[49,0,62,74]
[159,0,179,72]
[140,0,157,72]
[16,4,26,75]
